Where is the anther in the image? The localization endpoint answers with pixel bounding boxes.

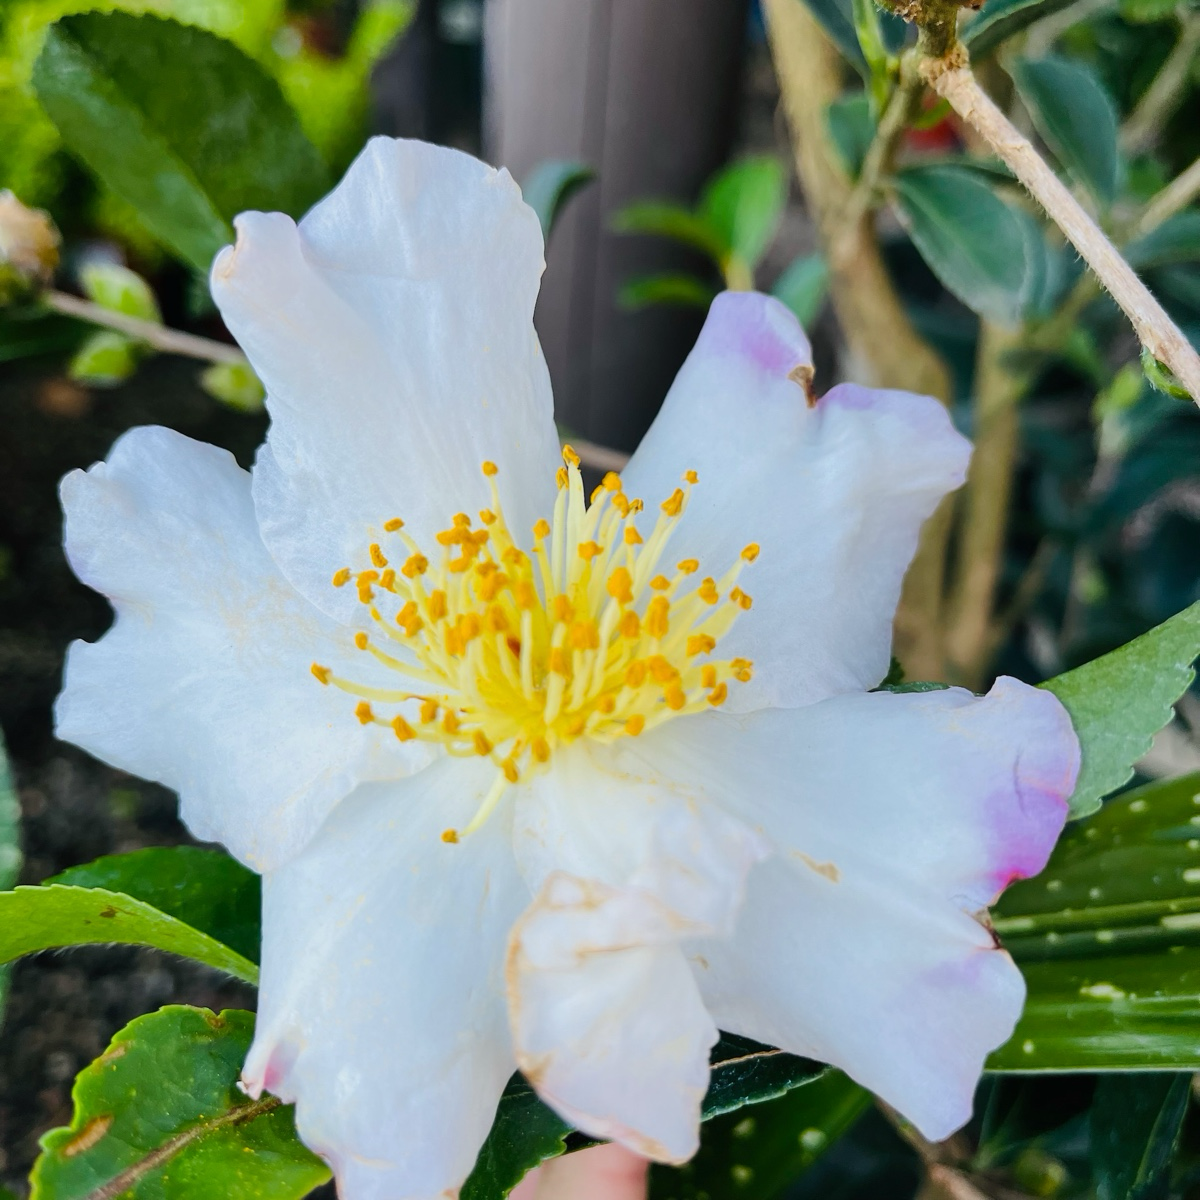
[607,567,633,604]
[480,509,497,525]
[624,526,643,545]
[369,543,388,568]
[687,633,716,656]
[311,663,332,684]
[578,541,602,561]
[383,517,404,532]
[533,518,551,540]
[420,699,439,724]
[741,543,760,562]
[392,716,416,741]
[443,710,460,734]
[441,829,459,844]
[482,461,499,476]
[354,701,374,724]
[620,611,640,638]
[731,587,753,610]
[700,664,717,689]
[473,730,493,756]
[649,575,670,590]
[625,714,645,736]
[562,444,581,468]
[531,736,551,762]
[502,759,520,783]
[354,631,369,650]
[698,578,719,605]
[332,567,351,588]
[661,488,685,516]
[707,683,728,706]
[677,559,699,574]
[645,595,670,639]
[684,469,699,484]
[664,682,686,710]
[602,472,622,491]
[402,553,428,578]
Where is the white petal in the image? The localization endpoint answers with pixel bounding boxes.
[508,873,718,1163]
[54,426,423,872]
[245,758,528,1200]
[615,680,1078,1140]
[622,291,970,710]
[210,137,560,622]
[506,742,766,1159]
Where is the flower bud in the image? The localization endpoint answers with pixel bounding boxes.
[0,190,60,304]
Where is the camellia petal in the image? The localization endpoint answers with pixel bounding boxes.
[55,426,423,872]
[508,742,767,1158]
[621,291,971,711]
[210,137,561,622]
[614,679,1078,1138]
[244,758,528,1200]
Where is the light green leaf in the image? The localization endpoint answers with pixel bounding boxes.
[1091,1073,1191,1200]
[201,359,265,412]
[618,273,719,310]
[0,730,21,1026]
[68,328,140,386]
[962,0,1081,59]
[699,157,787,277]
[1124,211,1200,270]
[990,772,1200,1070]
[49,847,261,964]
[1010,56,1120,209]
[612,202,728,266]
[0,884,258,985]
[649,1069,871,1200]
[1040,599,1200,818]
[79,262,161,323]
[893,164,1034,324]
[825,93,876,180]
[521,159,594,242]
[464,1037,823,1199]
[30,1006,329,1200]
[33,12,329,273]
[772,252,830,327]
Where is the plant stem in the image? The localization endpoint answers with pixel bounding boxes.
[572,437,630,473]
[945,323,1026,688]
[765,0,956,680]
[922,57,1200,404]
[1136,155,1200,236]
[1120,11,1200,156]
[44,289,247,365]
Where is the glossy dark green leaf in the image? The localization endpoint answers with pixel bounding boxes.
[612,202,727,266]
[989,773,1200,1070]
[49,847,261,964]
[796,0,868,73]
[0,731,20,1026]
[772,252,830,327]
[464,1037,822,1199]
[1010,56,1120,208]
[520,159,594,241]
[0,884,258,984]
[962,0,1081,59]
[650,1069,871,1200]
[618,273,719,310]
[699,157,787,274]
[1091,1073,1190,1200]
[33,12,329,272]
[0,311,86,363]
[893,164,1034,324]
[1125,211,1200,270]
[826,93,877,179]
[30,1006,328,1199]
[1040,600,1200,817]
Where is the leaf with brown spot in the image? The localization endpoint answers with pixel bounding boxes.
[31,1006,328,1200]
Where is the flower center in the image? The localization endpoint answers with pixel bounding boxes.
[311,448,756,841]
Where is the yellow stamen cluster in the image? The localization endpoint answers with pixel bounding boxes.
[311,450,757,839]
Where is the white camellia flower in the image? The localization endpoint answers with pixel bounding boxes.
[56,138,1080,1200]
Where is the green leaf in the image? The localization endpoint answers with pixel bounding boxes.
[33,12,329,273]
[612,202,728,266]
[201,360,266,413]
[962,0,1081,59]
[989,772,1200,1070]
[1040,600,1200,818]
[463,1037,822,1199]
[1125,211,1200,270]
[31,1006,329,1200]
[79,262,161,323]
[893,164,1034,324]
[650,1069,872,1200]
[618,273,719,310]
[796,0,869,73]
[825,93,877,179]
[698,157,787,276]
[0,311,87,364]
[0,884,259,985]
[1091,1073,1190,1200]
[68,329,140,387]
[48,847,262,964]
[0,730,21,1026]
[521,160,594,242]
[772,252,830,327]
[1010,56,1120,209]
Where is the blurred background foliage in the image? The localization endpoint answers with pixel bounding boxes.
[4,0,1200,1197]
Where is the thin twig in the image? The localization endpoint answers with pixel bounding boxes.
[44,289,247,365]
[1120,11,1200,156]
[922,58,1200,404]
[1136,155,1200,235]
